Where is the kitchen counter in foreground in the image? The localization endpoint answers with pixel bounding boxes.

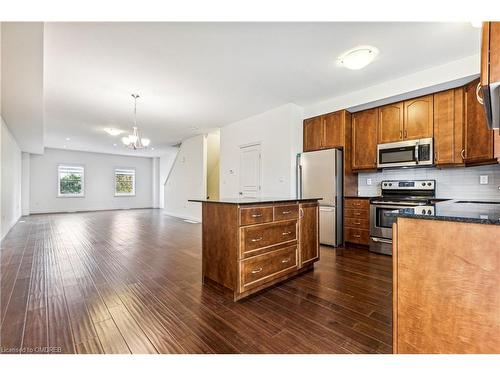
[388,199,500,225]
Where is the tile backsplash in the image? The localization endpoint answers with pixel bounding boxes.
[358,164,500,199]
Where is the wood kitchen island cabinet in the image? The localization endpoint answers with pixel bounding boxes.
[189,198,320,301]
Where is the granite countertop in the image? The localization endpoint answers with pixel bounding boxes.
[188,197,322,205]
[344,195,374,199]
[388,199,500,225]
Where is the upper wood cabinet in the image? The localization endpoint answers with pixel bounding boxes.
[464,79,495,163]
[403,95,434,140]
[377,96,433,143]
[433,88,464,166]
[378,102,404,144]
[323,111,345,149]
[303,110,347,152]
[481,22,500,86]
[352,108,378,171]
[303,116,323,152]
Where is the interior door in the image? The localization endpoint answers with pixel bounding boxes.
[239,144,261,198]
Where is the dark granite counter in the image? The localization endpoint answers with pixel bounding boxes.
[344,196,374,199]
[189,197,322,205]
[388,199,500,225]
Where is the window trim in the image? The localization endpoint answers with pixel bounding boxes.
[57,164,85,198]
[114,167,136,197]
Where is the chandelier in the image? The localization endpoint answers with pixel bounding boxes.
[122,94,151,149]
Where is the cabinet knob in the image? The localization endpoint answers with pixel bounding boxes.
[399,130,403,139]
[461,149,465,160]
[476,82,484,105]
[404,130,408,139]
[251,237,263,242]
[251,267,263,274]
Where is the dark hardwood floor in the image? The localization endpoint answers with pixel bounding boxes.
[0,209,392,354]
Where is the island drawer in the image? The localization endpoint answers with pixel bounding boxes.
[240,245,297,292]
[241,221,297,254]
[344,227,370,245]
[344,217,369,229]
[240,206,273,226]
[273,204,299,221]
[344,198,369,210]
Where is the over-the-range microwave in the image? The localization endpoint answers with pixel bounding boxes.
[377,138,433,169]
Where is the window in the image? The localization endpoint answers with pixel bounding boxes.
[115,168,136,196]
[58,165,85,197]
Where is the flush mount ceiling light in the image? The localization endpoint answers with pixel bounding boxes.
[104,127,123,136]
[337,45,379,70]
[121,94,151,150]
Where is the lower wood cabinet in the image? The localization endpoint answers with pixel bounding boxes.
[201,200,320,301]
[343,198,370,246]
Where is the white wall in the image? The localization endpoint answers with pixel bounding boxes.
[21,152,30,215]
[358,164,500,200]
[305,55,480,118]
[164,135,206,221]
[219,103,303,199]
[29,148,154,214]
[1,118,22,239]
[159,147,179,209]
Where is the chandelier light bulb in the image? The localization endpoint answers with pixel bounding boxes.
[122,136,131,145]
[142,138,151,147]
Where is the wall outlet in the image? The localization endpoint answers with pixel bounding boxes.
[366,178,372,186]
[480,175,489,185]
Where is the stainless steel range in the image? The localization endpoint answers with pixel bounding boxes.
[369,179,436,255]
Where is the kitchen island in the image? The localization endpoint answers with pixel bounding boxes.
[390,200,500,353]
[189,197,321,301]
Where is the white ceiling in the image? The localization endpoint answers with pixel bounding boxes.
[43,22,480,157]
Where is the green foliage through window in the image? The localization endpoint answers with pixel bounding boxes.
[58,166,84,196]
[115,169,135,195]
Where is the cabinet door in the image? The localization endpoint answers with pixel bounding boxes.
[352,109,378,170]
[464,79,493,163]
[433,88,464,165]
[403,95,434,140]
[299,203,319,267]
[378,102,403,144]
[490,22,500,83]
[303,117,323,152]
[323,111,344,148]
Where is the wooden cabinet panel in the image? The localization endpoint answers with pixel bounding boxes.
[240,206,273,226]
[323,111,344,148]
[344,198,369,210]
[241,221,297,254]
[403,95,433,140]
[480,22,490,86]
[344,228,370,245]
[490,22,500,83]
[378,102,404,144]
[344,217,369,230]
[352,109,378,171]
[464,79,494,163]
[240,245,297,292]
[303,116,323,152]
[433,88,464,166]
[273,204,299,221]
[299,203,319,267]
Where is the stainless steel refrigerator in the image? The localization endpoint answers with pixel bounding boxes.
[297,149,343,247]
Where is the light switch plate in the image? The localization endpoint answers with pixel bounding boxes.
[480,175,489,185]
[366,178,372,186]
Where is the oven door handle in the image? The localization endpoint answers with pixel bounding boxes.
[371,237,393,244]
[415,143,419,164]
[371,201,419,207]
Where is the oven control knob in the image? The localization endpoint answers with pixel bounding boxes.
[383,183,387,186]
[427,209,432,215]
[388,183,392,186]
[421,182,425,186]
[427,182,432,186]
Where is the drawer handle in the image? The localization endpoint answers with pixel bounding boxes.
[354,222,361,225]
[282,231,292,236]
[251,267,263,274]
[354,212,361,216]
[281,258,290,263]
[354,234,361,238]
[251,237,263,242]
[282,210,292,214]
[354,203,361,206]
[251,214,262,218]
